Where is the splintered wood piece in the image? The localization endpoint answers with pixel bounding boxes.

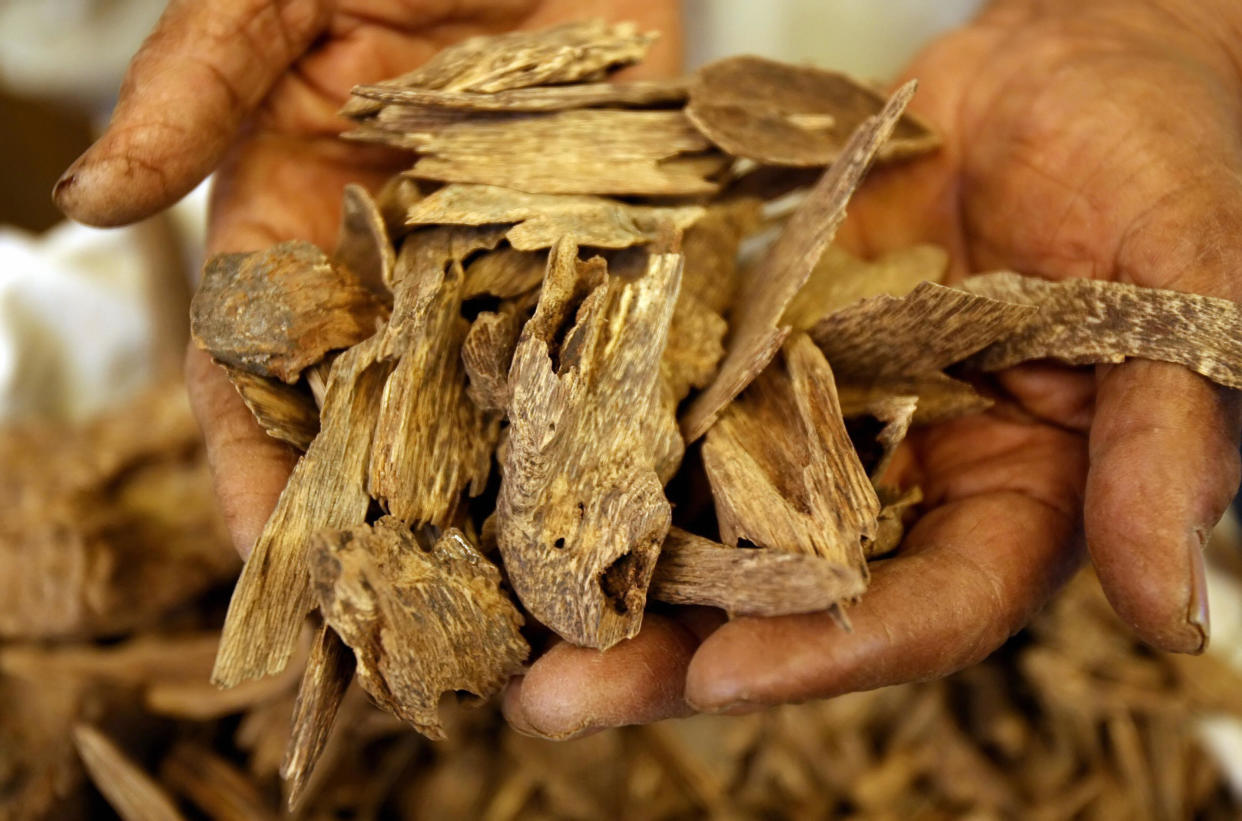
[463,294,536,413]
[309,517,528,740]
[664,292,728,403]
[72,724,185,821]
[464,246,547,299]
[224,366,319,451]
[783,243,948,331]
[687,56,938,167]
[349,109,724,196]
[375,175,422,244]
[681,82,917,442]
[368,231,502,528]
[162,743,277,821]
[341,19,656,117]
[191,241,386,383]
[837,378,992,425]
[960,272,1242,389]
[407,184,704,251]
[212,334,391,687]
[858,394,918,484]
[334,183,395,298]
[498,238,682,649]
[703,334,878,577]
[871,485,923,558]
[649,528,867,617]
[281,625,354,810]
[350,78,687,112]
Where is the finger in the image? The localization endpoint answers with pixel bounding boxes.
[686,414,1086,711]
[502,612,711,739]
[185,344,298,558]
[1086,361,1242,653]
[54,0,331,227]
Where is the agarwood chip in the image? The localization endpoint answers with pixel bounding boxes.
[212,334,391,687]
[650,528,867,617]
[498,238,682,649]
[334,183,395,299]
[463,294,537,413]
[375,174,422,243]
[464,246,547,300]
[309,517,528,740]
[72,725,185,821]
[162,743,277,821]
[702,334,878,579]
[681,82,917,442]
[224,366,319,451]
[783,243,948,331]
[870,485,923,558]
[407,183,704,251]
[191,241,386,383]
[341,19,656,117]
[349,78,687,112]
[854,394,918,484]
[960,272,1242,389]
[368,230,502,528]
[837,379,993,425]
[687,56,938,167]
[281,625,354,810]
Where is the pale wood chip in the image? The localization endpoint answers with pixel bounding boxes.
[191,241,386,383]
[961,272,1242,389]
[649,527,866,616]
[870,485,923,558]
[464,246,547,299]
[72,724,185,821]
[224,366,319,451]
[368,230,502,527]
[498,239,682,649]
[702,333,878,577]
[463,294,537,413]
[687,56,939,167]
[334,183,396,298]
[309,517,528,740]
[407,183,704,252]
[212,333,391,687]
[681,82,917,441]
[161,742,277,821]
[281,625,354,810]
[853,394,919,484]
[342,19,656,117]
[350,78,687,112]
[375,174,422,244]
[837,378,993,425]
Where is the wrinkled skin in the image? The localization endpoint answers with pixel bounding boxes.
[57,0,1242,740]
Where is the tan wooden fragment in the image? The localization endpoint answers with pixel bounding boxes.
[191,241,385,383]
[224,366,318,451]
[961,272,1242,389]
[374,175,422,252]
[871,485,923,558]
[681,82,917,441]
[687,56,939,166]
[649,528,866,616]
[212,334,391,687]
[463,294,536,413]
[309,517,528,740]
[334,183,395,298]
[349,78,687,112]
[72,724,186,821]
[464,246,547,299]
[281,625,354,810]
[498,238,682,649]
[702,334,878,578]
[162,743,277,821]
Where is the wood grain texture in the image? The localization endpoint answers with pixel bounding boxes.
[464,246,547,299]
[72,724,185,821]
[498,239,682,649]
[462,294,536,413]
[224,366,318,451]
[310,518,528,741]
[349,78,687,112]
[687,56,939,167]
[334,184,395,299]
[281,625,354,810]
[681,82,917,442]
[212,334,391,687]
[191,241,385,383]
[961,272,1242,389]
[649,528,866,617]
[702,334,878,579]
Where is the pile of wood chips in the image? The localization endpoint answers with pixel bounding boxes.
[177,18,1242,805]
[2,382,1241,819]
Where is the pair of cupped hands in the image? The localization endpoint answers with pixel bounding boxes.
[55,0,1242,739]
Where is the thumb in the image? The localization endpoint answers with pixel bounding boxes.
[53,0,330,227]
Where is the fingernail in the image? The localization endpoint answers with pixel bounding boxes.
[1185,528,1210,652]
[52,170,78,206]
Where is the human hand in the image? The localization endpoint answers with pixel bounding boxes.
[54,0,681,558]
[503,0,1242,738]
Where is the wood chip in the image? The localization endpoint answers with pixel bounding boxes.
[334,183,395,298]
[649,527,867,617]
[309,517,529,740]
[349,78,687,112]
[341,19,656,118]
[871,485,922,558]
[368,230,502,528]
[498,238,681,648]
[375,174,422,244]
[464,246,547,300]
[687,56,939,167]
[191,241,386,383]
[681,81,918,442]
[702,333,878,577]
[161,742,276,821]
[961,272,1242,389]
[72,724,185,821]
[224,366,319,451]
[851,394,919,484]
[212,334,391,687]
[463,294,536,413]
[407,184,705,252]
[281,625,354,810]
